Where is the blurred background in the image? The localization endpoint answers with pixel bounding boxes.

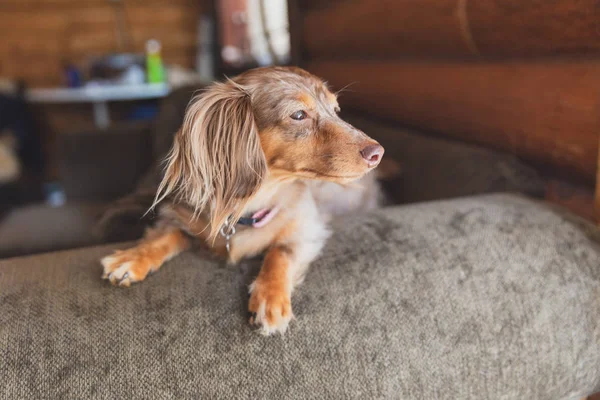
[0,0,598,259]
[0,0,290,206]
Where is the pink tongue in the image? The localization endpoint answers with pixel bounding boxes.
[251,207,279,228]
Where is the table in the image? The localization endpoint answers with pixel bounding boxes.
[26,83,171,129]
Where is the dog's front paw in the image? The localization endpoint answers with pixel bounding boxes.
[100,248,154,287]
[248,279,293,335]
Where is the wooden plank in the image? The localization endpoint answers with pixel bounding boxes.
[470,0,600,56]
[124,0,200,5]
[67,6,114,27]
[303,0,471,60]
[0,0,196,8]
[596,134,600,223]
[67,31,118,55]
[1,57,63,87]
[129,28,198,49]
[307,60,600,182]
[0,0,106,10]
[124,4,200,25]
[0,37,63,57]
[301,0,600,60]
[297,0,346,11]
[0,11,67,32]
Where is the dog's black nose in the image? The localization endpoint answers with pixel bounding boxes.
[360,144,384,167]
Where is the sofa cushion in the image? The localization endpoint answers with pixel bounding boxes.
[0,194,599,399]
[0,202,104,258]
[346,115,545,203]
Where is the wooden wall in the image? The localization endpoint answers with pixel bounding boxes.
[0,0,204,88]
[301,0,600,60]
[294,0,600,187]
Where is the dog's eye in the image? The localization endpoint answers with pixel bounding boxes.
[290,110,307,121]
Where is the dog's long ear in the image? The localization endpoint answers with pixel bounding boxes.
[152,80,267,241]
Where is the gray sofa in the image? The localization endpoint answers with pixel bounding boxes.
[1,194,599,399]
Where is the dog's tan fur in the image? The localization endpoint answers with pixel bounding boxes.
[101,66,385,335]
[101,228,190,287]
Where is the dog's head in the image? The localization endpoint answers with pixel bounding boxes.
[155,66,383,239]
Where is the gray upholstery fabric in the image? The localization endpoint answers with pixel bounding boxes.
[1,194,599,399]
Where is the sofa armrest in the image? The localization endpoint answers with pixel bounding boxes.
[58,121,153,201]
[1,195,599,398]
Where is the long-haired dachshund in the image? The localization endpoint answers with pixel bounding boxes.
[101,66,386,335]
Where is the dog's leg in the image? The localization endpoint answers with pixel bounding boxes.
[248,214,330,335]
[248,245,294,335]
[100,228,190,287]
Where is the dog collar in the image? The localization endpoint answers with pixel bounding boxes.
[220,207,280,254]
[237,207,280,228]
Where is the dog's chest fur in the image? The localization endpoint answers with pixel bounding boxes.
[246,173,382,221]
[308,173,382,217]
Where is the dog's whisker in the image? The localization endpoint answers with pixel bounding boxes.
[335,81,358,97]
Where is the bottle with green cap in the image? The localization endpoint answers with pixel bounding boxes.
[146,39,165,84]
